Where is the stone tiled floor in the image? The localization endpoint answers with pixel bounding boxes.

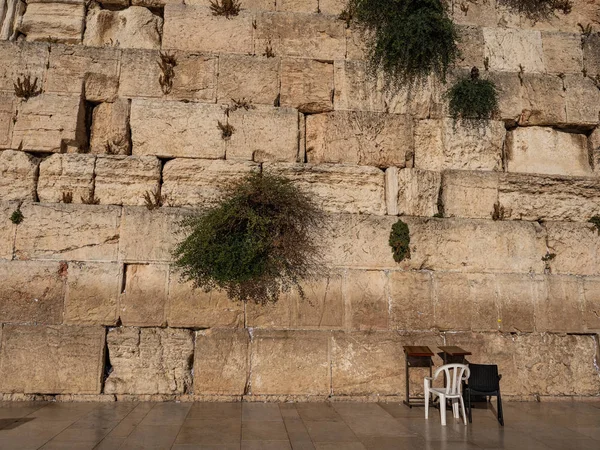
[0,400,599,449]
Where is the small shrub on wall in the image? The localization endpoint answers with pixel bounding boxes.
[447,67,498,121]
[173,173,323,305]
[389,219,410,262]
[498,0,572,21]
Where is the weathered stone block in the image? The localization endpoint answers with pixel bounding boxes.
[564,74,600,127]
[226,105,299,162]
[536,275,584,333]
[254,11,345,60]
[194,329,249,395]
[441,171,499,220]
[162,159,259,207]
[343,270,388,331]
[12,94,86,153]
[545,222,600,276]
[64,262,120,325]
[276,0,317,12]
[281,59,334,113]
[0,150,38,202]
[591,128,600,175]
[456,26,485,69]
[483,27,544,72]
[264,163,386,215]
[0,202,17,259]
[90,100,130,155]
[167,274,244,328]
[394,169,441,217]
[130,99,226,158]
[413,119,504,172]
[163,5,253,54]
[495,273,542,333]
[120,264,169,326]
[542,31,584,74]
[523,0,600,34]
[388,271,434,331]
[84,6,162,50]
[0,94,14,148]
[306,111,412,168]
[20,3,85,44]
[582,277,600,331]
[37,153,95,204]
[0,325,105,394]
[506,127,591,176]
[583,34,600,77]
[486,71,525,124]
[0,260,65,325]
[94,156,161,206]
[0,42,48,93]
[104,327,194,395]
[518,73,567,126]
[250,331,329,395]
[451,0,497,27]
[14,203,121,261]
[318,0,345,15]
[217,55,280,105]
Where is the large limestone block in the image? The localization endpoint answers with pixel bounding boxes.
[441,171,499,220]
[162,159,259,207]
[276,0,317,12]
[20,3,85,44]
[536,275,584,333]
[250,331,330,395]
[193,329,249,395]
[37,153,95,204]
[246,274,344,330]
[455,26,485,69]
[120,264,168,326]
[84,6,163,50]
[0,260,65,325]
[0,42,48,93]
[11,94,86,153]
[450,0,497,27]
[545,222,600,276]
[342,270,388,331]
[495,273,544,333]
[541,31,584,74]
[254,11,345,60]
[131,99,226,158]
[104,327,194,395]
[186,0,273,9]
[306,111,412,168]
[564,74,600,127]
[591,128,600,175]
[413,119,504,172]
[388,271,434,331]
[167,275,244,328]
[264,163,386,215]
[506,127,591,176]
[163,5,253,54]
[390,168,441,217]
[318,0,345,15]
[486,71,525,124]
[281,59,334,113]
[119,49,217,102]
[0,202,17,259]
[14,203,121,261]
[522,0,600,33]
[582,277,600,331]
[518,73,567,126]
[45,45,121,102]
[226,105,299,162]
[64,262,120,325]
[217,54,280,105]
[0,150,38,202]
[483,28,544,72]
[583,34,600,77]
[94,156,161,206]
[0,325,105,394]
[90,100,131,155]
[0,94,14,148]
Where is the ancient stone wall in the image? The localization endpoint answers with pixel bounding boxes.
[1,0,600,401]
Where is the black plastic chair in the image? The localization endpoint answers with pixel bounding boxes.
[464,363,504,426]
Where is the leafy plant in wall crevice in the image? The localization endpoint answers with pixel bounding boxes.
[389,219,411,262]
[497,0,572,22]
[447,67,499,122]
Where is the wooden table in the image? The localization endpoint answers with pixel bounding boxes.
[403,346,434,408]
[438,346,472,365]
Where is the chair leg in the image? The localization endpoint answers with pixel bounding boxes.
[459,396,468,425]
[467,390,473,424]
[440,394,446,426]
[425,386,430,420]
[497,391,504,426]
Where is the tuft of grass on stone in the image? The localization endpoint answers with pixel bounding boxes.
[218,120,235,139]
[210,0,241,18]
[589,215,600,234]
[61,192,73,204]
[10,208,24,225]
[143,189,165,210]
[158,51,177,95]
[14,75,42,100]
[389,219,410,262]
[447,67,499,121]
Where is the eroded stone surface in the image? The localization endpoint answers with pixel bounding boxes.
[0,94,14,149]
[0,150,38,202]
[0,42,48,93]
[90,100,131,155]
[280,59,334,113]
[120,264,168,326]
[441,171,499,220]
[395,169,441,217]
[217,55,280,105]
[37,153,95,204]
[545,221,600,276]
[483,27,544,72]
[20,3,85,44]
[0,202,17,259]
[542,31,584,74]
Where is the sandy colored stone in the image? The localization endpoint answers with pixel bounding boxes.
[276,0,317,12]
[37,153,95,204]
[94,156,161,206]
[306,111,411,168]
[456,25,486,69]
[167,275,244,328]
[163,5,253,54]
[194,329,249,395]
[388,271,434,331]
[542,31,584,74]
[280,59,334,113]
[394,169,441,217]
[90,100,131,155]
[0,150,38,202]
[0,202,17,259]
[0,324,105,394]
[343,270,388,331]
[226,105,299,162]
[319,0,346,15]
[0,41,48,92]
[20,3,85,44]
[591,128,600,174]
[162,159,259,207]
[413,119,504,172]
[483,27,544,72]
[486,71,525,124]
[120,264,169,326]
[130,99,226,158]
[506,127,591,176]
[254,11,345,60]
[0,260,65,325]
[14,203,121,261]
[217,54,280,105]
[441,171,499,220]
[0,94,14,148]
[45,45,121,102]
[583,33,600,76]
[104,327,194,395]
[582,277,600,331]
[518,73,567,126]
[496,273,543,333]
[545,221,600,276]
[451,0,497,27]
[64,261,120,325]
[250,330,329,395]
[265,163,386,215]
[84,6,162,50]
[564,74,600,127]
[522,0,600,33]
[536,275,584,333]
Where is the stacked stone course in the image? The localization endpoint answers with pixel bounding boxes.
[0,0,600,401]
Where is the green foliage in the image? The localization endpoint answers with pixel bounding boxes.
[348,0,459,86]
[210,0,241,18]
[173,173,323,304]
[10,208,24,225]
[389,219,410,263]
[589,215,600,234]
[498,0,572,21]
[447,68,499,120]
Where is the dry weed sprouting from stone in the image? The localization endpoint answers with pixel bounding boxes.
[13,75,42,100]
[61,192,73,204]
[143,189,165,210]
[389,219,410,262]
[217,120,235,139]
[81,192,100,205]
[229,98,256,112]
[491,201,506,221]
[158,51,177,95]
[264,39,275,58]
[173,172,324,305]
[210,0,241,18]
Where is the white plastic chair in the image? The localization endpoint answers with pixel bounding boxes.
[424,363,470,426]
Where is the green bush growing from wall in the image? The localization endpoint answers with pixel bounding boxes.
[498,0,572,21]
[447,67,499,121]
[389,219,411,262]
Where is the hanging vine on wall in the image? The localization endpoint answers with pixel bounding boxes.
[498,0,572,22]
[346,0,459,87]
[447,67,499,121]
[389,219,411,262]
[173,172,324,305]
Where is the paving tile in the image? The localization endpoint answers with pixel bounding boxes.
[280,403,300,420]
[40,441,99,449]
[243,403,283,421]
[343,414,416,438]
[174,419,241,445]
[119,424,182,449]
[93,436,127,449]
[314,443,366,450]
[304,420,358,443]
[361,436,428,450]
[296,404,343,422]
[242,441,293,449]
[188,403,242,421]
[284,418,312,442]
[242,420,289,441]
[171,445,241,450]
